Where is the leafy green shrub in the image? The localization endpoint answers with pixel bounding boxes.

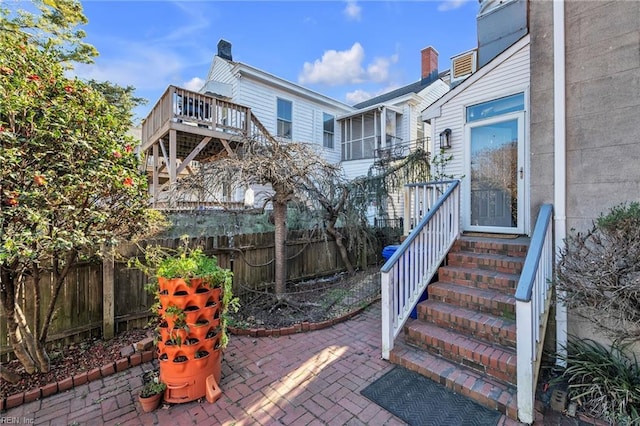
[596,201,640,231]
[556,337,640,425]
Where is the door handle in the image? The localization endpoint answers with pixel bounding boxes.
[519,167,524,179]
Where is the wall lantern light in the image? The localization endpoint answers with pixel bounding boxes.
[439,128,452,150]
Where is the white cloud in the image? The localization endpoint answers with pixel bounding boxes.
[345,89,373,105]
[72,47,186,91]
[345,82,402,105]
[299,43,399,87]
[366,54,399,83]
[72,1,215,94]
[184,77,205,91]
[299,43,366,86]
[438,0,470,12]
[343,0,362,21]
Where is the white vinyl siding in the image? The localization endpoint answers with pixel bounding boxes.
[233,79,346,164]
[431,41,530,231]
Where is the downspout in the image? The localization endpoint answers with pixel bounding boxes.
[553,0,568,366]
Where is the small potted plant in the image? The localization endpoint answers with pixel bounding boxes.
[138,372,166,413]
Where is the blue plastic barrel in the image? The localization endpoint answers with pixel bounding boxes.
[381,244,428,319]
[382,245,400,261]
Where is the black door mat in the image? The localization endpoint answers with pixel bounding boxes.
[361,366,502,426]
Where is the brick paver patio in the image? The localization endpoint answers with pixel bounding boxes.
[3,302,528,425]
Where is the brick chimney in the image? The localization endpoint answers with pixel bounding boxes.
[217,39,233,61]
[421,46,438,81]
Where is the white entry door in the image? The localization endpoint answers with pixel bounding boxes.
[464,112,525,234]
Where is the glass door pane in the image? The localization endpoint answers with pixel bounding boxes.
[470,118,519,228]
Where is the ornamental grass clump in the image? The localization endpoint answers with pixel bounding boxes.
[557,337,640,425]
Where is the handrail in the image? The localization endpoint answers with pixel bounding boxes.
[515,203,554,424]
[381,180,459,272]
[515,204,553,302]
[381,180,460,359]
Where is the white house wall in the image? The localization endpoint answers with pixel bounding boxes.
[342,160,374,181]
[207,57,236,90]
[431,41,530,230]
[236,78,345,164]
[417,81,449,152]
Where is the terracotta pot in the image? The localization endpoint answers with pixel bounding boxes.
[157,273,226,405]
[138,392,162,413]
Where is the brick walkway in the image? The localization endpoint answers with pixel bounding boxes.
[3,302,527,425]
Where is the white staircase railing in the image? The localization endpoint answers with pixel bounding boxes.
[381,180,460,359]
[515,204,554,424]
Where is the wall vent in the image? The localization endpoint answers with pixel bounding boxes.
[451,49,477,84]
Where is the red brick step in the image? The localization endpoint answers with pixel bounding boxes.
[404,319,517,384]
[437,266,520,293]
[447,251,525,274]
[390,337,518,420]
[450,237,529,258]
[418,300,517,348]
[427,281,516,317]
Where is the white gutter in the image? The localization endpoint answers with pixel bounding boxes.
[553,0,568,366]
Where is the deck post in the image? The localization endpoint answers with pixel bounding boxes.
[169,129,177,185]
[152,142,159,206]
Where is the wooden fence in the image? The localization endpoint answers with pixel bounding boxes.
[0,230,362,359]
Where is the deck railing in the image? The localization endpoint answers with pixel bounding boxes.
[141,86,277,147]
[515,204,554,424]
[381,180,460,359]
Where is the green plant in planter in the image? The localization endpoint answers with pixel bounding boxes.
[135,236,240,350]
[140,376,166,398]
[165,305,185,321]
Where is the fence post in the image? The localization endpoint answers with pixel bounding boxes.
[102,247,115,339]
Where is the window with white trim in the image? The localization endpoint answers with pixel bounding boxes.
[277,98,292,139]
[323,113,334,149]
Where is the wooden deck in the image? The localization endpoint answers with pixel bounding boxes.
[140,86,273,205]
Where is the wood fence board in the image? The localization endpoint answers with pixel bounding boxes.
[1,229,368,358]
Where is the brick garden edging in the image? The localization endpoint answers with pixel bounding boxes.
[0,340,156,413]
[227,299,377,338]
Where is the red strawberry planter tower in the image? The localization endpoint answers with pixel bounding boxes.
[150,244,238,405]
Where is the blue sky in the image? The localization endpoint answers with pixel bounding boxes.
[73,0,480,122]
